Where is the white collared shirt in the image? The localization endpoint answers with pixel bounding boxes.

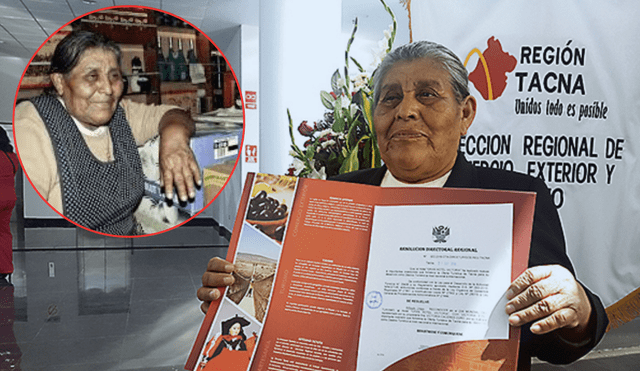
[380,169,452,188]
[57,97,110,137]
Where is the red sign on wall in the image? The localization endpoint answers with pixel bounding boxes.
[245,144,257,163]
[245,91,257,109]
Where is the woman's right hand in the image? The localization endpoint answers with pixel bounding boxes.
[197,257,235,313]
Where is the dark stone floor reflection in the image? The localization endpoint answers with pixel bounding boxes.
[532,351,640,371]
[5,246,227,371]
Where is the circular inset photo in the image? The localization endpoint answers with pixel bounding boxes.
[13,6,243,237]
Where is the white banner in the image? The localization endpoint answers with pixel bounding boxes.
[408,0,640,328]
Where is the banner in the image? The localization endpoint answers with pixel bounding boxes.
[408,0,640,329]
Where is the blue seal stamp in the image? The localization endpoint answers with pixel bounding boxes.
[366,291,383,309]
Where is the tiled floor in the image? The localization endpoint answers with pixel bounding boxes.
[3,227,229,371]
[3,229,640,370]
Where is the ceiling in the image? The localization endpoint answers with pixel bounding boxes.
[0,0,409,124]
[0,0,409,60]
[0,0,260,59]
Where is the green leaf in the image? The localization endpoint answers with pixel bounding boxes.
[320,91,335,110]
[305,143,318,160]
[331,69,342,96]
[334,91,343,111]
[350,57,365,73]
[288,109,296,143]
[289,145,303,160]
[328,151,337,162]
[299,168,311,177]
[339,145,360,174]
[332,114,345,133]
[358,91,375,134]
[355,91,382,168]
[288,108,319,174]
[344,17,358,88]
[342,107,352,125]
[380,0,397,53]
[333,93,343,126]
[342,86,351,98]
[288,109,305,159]
[346,119,362,147]
[363,139,372,162]
[372,136,381,168]
[357,134,371,152]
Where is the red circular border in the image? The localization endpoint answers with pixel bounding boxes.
[12,5,246,238]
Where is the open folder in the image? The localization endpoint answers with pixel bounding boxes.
[187,172,535,371]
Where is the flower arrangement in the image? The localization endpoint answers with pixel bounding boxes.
[287,0,397,179]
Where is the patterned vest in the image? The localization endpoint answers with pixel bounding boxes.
[32,95,144,235]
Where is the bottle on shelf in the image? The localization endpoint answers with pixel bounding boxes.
[167,37,178,81]
[187,38,198,64]
[211,51,226,108]
[176,38,188,81]
[131,56,150,93]
[130,56,142,93]
[186,38,198,83]
[157,35,169,82]
[188,38,206,85]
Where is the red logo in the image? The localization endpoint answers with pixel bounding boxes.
[245,91,257,109]
[245,144,257,163]
[465,37,517,100]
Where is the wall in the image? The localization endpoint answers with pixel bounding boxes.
[259,0,343,175]
[0,56,28,123]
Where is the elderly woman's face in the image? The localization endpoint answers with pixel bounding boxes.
[51,47,123,128]
[374,58,476,183]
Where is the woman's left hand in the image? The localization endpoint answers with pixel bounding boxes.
[158,109,200,202]
[505,265,593,341]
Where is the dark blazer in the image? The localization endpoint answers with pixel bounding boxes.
[331,153,608,371]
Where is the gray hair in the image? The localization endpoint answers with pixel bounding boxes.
[49,30,121,76]
[372,40,470,111]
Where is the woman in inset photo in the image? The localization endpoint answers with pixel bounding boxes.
[14,29,200,235]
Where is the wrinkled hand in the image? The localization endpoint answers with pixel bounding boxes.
[197,257,235,313]
[159,134,201,202]
[505,265,592,339]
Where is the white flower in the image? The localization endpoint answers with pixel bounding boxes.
[291,157,306,175]
[349,103,359,117]
[352,73,370,92]
[371,42,388,69]
[371,24,393,69]
[321,139,336,149]
[341,94,351,108]
[309,166,327,180]
[317,128,333,138]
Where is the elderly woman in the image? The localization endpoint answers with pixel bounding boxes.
[197,41,608,370]
[15,30,200,235]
